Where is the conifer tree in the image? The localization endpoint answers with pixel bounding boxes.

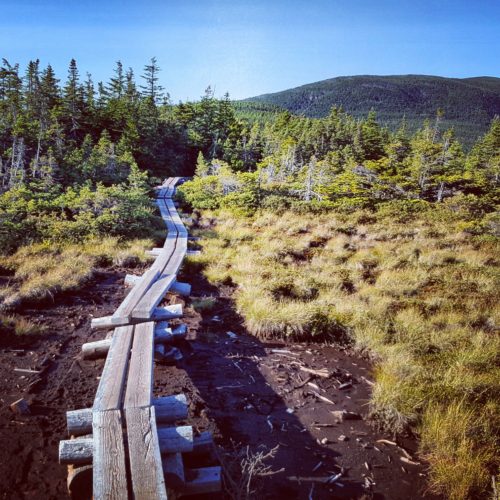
[140,57,164,104]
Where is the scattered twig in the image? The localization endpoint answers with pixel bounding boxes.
[376,439,397,446]
[14,368,41,375]
[400,457,420,466]
[299,366,331,378]
[311,391,335,405]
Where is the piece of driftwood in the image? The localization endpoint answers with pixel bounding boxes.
[299,366,331,378]
[14,368,41,375]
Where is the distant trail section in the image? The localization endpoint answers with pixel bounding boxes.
[58,177,221,499]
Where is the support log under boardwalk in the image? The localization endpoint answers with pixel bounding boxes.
[82,325,187,360]
[67,394,189,436]
[59,429,212,465]
[91,304,183,329]
[61,178,221,498]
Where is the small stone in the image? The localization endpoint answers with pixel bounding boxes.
[338,434,348,441]
[320,437,329,445]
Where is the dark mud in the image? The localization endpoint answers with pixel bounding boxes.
[0,266,438,499]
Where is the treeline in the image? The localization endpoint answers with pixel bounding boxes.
[1,58,499,253]
[0,58,248,252]
[181,108,499,223]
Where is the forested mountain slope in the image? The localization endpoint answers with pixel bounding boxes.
[243,75,500,146]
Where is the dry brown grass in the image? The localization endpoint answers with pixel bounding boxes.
[0,237,153,310]
[190,207,500,499]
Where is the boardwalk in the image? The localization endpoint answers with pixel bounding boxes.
[59,178,220,499]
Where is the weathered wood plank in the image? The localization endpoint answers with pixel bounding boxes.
[91,304,183,329]
[124,321,154,409]
[59,437,93,465]
[93,325,134,411]
[92,410,128,499]
[132,274,177,320]
[67,394,189,436]
[112,267,161,323]
[125,406,168,500]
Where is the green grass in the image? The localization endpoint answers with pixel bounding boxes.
[0,314,43,336]
[189,206,500,499]
[0,237,154,310]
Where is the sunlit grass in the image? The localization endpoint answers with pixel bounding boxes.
[0,237,153,309]
[193,207,500,498]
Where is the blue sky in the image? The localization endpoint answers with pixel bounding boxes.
[1,0,499,101]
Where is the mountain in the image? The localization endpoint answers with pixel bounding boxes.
[243,75,500,146]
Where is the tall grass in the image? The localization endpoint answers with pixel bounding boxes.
[0,237,153,309]
[189,207,499,499]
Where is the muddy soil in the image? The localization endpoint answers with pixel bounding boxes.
[0,266,438,499]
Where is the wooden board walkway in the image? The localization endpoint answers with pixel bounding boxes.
[59,178,221,499]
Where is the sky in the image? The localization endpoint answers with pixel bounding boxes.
[1,0,499,101]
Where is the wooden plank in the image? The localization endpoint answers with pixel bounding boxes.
[93,325,134,411]
[91,304,183,330]
[125,406,168,500]
[112,267,161,323]
[92,410,128,499]
[132,274,177,320]
[67,394,189,436]
[124,321,154,409]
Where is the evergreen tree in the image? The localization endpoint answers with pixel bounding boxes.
[63,59,84,140]
[140,57,164,104]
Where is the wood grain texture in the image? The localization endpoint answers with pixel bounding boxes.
[125,406,168,500]
[92,410,128,499]
[131,274,177,320]
[67,394,188,436]
[93,325,134,411]
[59,437,93,465]
[124,321,154,409]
